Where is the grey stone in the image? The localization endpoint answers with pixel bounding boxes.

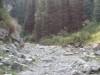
[11,61,23,70]
[83,60,100,74]
[83,63,92,74]
[19,71,33,75]
[63,52,74,56]
[4,74,12,75]
[25,58,33,63]
[5,47,18,55]
[72,70,81,75]
[90,60,100,72]
[94,50,100,55]
[0,28,9,39]
[93,43,100,51]
[2,61,11,66]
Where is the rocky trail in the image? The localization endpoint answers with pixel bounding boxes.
[19,43,100,75]
[1,43,100,75]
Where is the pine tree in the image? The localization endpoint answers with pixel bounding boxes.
[34,0,70,40]
[84,0,94,20]
[93,0,100,22]
[68,0,84,32]
[0,0,3,8]
[24,0,35,34]
[11,0,26,24]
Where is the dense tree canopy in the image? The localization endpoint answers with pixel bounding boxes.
[93,0,100,22]
[84,0,94,20]
[4,0,100,41]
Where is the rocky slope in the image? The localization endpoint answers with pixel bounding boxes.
[19,43,100,75]
[1,42,100,75]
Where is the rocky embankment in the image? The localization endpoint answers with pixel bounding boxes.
[0,42,35,75]
[1,41,100,75]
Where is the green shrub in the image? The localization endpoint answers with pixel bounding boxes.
[0,8,12,26]
[39,39,54,45]
[24,35,33,42]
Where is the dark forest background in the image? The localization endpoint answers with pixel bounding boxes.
[0,0,100,45]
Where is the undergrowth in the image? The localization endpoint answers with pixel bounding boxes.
[39,21,100,46]
[0,8,12,26]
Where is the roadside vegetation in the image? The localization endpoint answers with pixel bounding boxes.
[29,21,100,46]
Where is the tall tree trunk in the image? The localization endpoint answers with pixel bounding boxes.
[24,0,35,34]
[68,0,84,32]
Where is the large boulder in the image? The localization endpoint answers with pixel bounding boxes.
[92,43,100,55]
[93,43,100,51]
[0,28,9,39]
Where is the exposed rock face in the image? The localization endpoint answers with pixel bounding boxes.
[11,19,21,41]
[0,21,9,39]
[2,0,24,47]
[10,19,24,48]
[0,19,24,48]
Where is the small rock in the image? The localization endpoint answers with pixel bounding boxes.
[94,50,100,56]
[11,61,23,70]
[80,48,85,52]
[75,52,79,54]
[10,43,17,50]
[5,48,18,55]
[64,52,74,56]
[83,63,92,74]
[72,70,81,75]
[19,71,33,75]
[25,58,33,63]
[4,74,12,75]
[89,52,96,58]
[83,60,100,74]
[90,60,100,72]
[17,58,26,64]
[2,60,11,66]
[0,27,9,39]
[4,57,10,60]
[17,53,26,58]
